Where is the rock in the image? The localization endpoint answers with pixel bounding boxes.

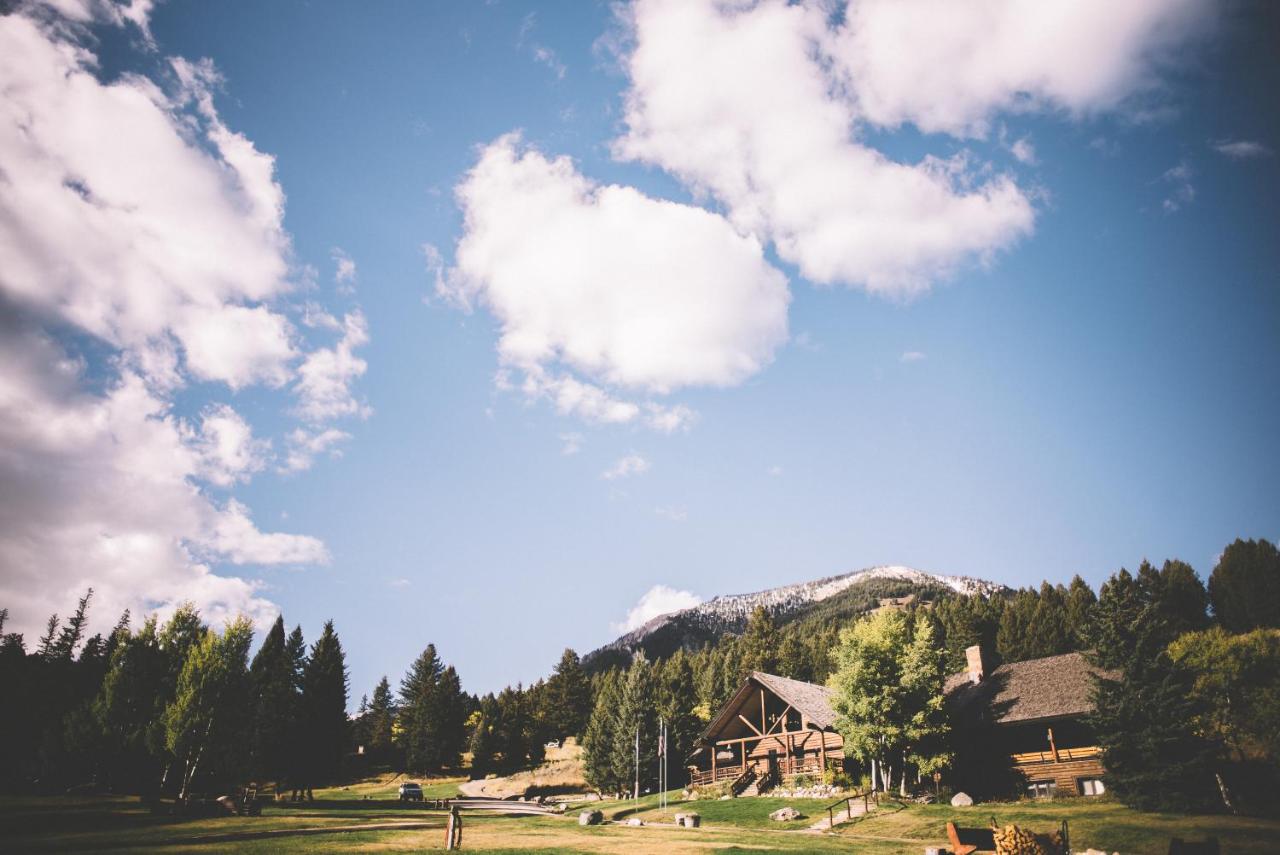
[719,794,732,800]
[626,817,644,826]
[675,811,701,828]
[578,809,603,826]
[950,791,974,807]
[769,806,803,821]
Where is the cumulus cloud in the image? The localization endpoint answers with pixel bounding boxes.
[0,8,352,639]
[616,0,1037,297]
[331,247,357,286]
[189,404,270,487]
[835,0,1215,137]
[293,310,372,423]
[281,427,352,473]
[613,584,702,633]
[602,453,650,481]
[0,17,297,390]
[900,351,927,363]
[1211,138,1272,159]
[0,320,320,639]
[442,133,789,422]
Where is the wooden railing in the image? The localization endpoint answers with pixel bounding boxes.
[728,767,756,797]
[824,788,876,828]
[1011,745,1101,765]
[689,764,750,788]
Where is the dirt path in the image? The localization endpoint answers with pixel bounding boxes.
[156,819,445,846]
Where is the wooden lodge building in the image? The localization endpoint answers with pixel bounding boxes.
[687,646,1113,799]
[686,671,844,794]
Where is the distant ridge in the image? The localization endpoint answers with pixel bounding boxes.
[584,565,1006,669]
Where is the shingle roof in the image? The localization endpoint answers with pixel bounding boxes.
[944,651,1116,724]
[751,671,838,729]
[701,671,837,742]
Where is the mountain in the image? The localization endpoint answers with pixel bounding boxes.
[584,565,1006,670]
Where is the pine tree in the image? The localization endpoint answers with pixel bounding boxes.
[995,588,1039,662]
[248,616,293,781]
[543,649,592,740]
[655,650,701,787]
[282,625,308,790]
[740,606,779,674]
[366,676,396,761]
[468,694,500,778]
[612,657,658,797]
[582,670,625,795]
[51,589,94,660]
[1089,567,1222,812]
[1208,538,1280,632]
[1064,576,1098,649]
[301,620,349,786]
[400,643,465,773]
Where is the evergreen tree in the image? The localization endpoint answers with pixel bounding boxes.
[1089,568,1222,812]
[248,616,293,782]
[543,649,592,740]
[1025,583,1073,658]
[301,620,349,785]
[398,643,465,773]
[613,658,658,798]
[1208,538,1280,632]
[655,650,701,787]
[1155,559,1210,636]
[51,589,94,660]
[995,588,1039,662]
[93,617,167,792]
[468,694,500,778]
[1064,576,1098,650]
[366,676,396,761]
[740,606,780,674]
[282,625,308,790]
[777,631,811,681]
[582,670,626,795]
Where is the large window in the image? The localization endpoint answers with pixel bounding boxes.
[1078,778,1105,796]
[1026,780,1057,798]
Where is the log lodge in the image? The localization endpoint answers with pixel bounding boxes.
[687,646,1114,798]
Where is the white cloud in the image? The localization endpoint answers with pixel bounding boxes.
[532,45,566,79]
[602,453,650,481]
[768,465,784,477]
[0,17,297,391]
[389,577,412,589]
[1009,137,1037,165]
[900,351,927,363]
[190,404,270,487]
[281,427,352,473]
[616,0,1037,297]
[0,9,348,641]
[0,322,320,640]
[442,133,788,423]
[331,247,357,285]
[1211,139,1272,159]
[612,584,702,633]
[1159,160,1195,213]
[203,499,329,566]
[293,310,372,423]
[834,0,1215,137]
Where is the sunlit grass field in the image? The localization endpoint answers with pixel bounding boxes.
[1,790,1275,853]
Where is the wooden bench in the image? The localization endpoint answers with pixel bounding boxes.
[946,819,1069,855]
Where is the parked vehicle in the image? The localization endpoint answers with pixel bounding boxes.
[398,782,424,802]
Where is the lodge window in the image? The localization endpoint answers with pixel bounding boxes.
[1078,778,1105,796]
[1026,780,1056,798]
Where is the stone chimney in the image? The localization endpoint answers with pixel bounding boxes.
[965,644,987,684]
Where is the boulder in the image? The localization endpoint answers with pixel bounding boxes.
[681,812,701,828]
[769,806,803,821]
[950,791,974,807]
[719,794,732,800]
[626,817,644,826]
[578,809,603,826]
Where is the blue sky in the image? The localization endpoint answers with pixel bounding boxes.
[0,0,1277,700]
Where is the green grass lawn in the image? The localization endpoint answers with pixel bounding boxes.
[1,791,1275,854]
